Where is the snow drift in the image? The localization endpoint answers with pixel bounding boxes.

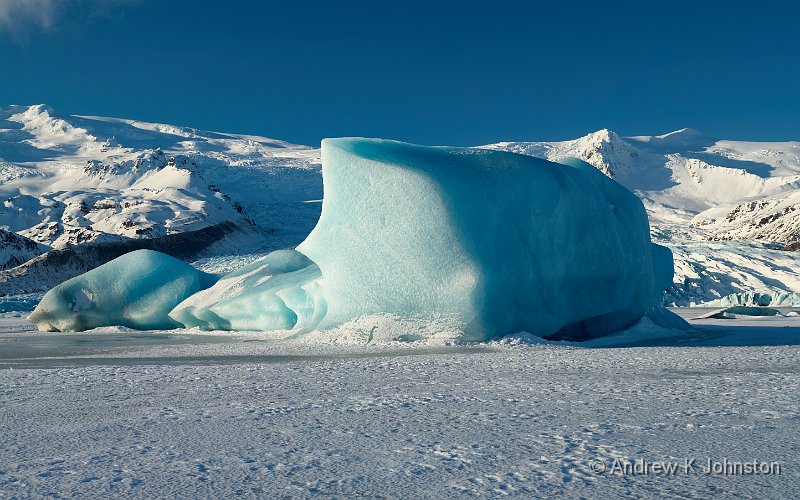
[31,139,679,340]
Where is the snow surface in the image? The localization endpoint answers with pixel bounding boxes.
[28,250,217,331]
[0,313,798,497]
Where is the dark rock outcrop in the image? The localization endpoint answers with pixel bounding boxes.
[0,221,259,294]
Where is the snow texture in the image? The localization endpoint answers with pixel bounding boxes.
[1,310,799,498]
[28,250,217,331]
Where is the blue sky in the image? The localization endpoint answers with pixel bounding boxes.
[1,0,797,146]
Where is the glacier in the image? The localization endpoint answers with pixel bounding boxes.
[29,250,217,331]
[30,138,680,340]
[700,291,800,308]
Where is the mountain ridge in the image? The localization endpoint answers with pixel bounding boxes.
[2,104,799,304]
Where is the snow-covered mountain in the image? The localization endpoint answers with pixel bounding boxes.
[484,128,800,242]
[2,104,799,305]
[0,229,47,270]
[0,104,321,293]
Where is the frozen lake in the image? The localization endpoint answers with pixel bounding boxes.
[1,311,799,497]
[3,308,800,368]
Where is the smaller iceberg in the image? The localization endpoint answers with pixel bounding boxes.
[695,306,780,319]
[29,249,217,331]
[169,249,325,331]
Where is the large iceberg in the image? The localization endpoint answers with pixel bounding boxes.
[172,138,670,340]
[33,138,680,340]
[29,249,216,331]
[295,140,658,340]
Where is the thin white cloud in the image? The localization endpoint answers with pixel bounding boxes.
[0,0,138,38]
[0,0,57,31]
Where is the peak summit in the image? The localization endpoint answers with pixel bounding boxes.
[586,128,623,142]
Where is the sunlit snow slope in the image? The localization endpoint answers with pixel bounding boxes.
[0,105,321,293]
